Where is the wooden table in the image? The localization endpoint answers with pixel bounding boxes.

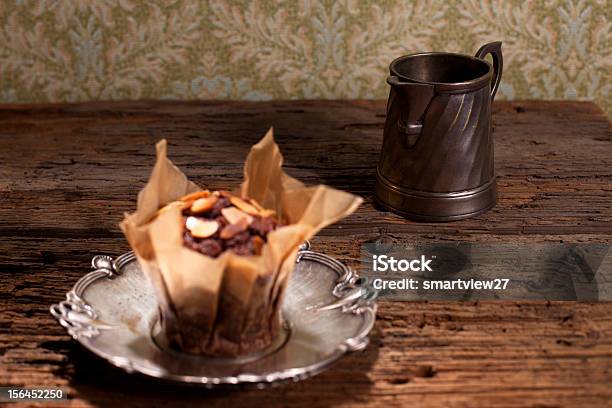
[1,100,611,407]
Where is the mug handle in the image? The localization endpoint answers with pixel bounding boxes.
[475,41,503,101]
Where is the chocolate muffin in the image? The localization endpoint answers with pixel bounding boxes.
[121,133,363,357]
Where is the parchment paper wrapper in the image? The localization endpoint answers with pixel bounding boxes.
[120,128,362,356]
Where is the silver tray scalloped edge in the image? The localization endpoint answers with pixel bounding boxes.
[50,243,377,387]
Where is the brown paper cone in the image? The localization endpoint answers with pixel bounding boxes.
[120,129,362,356]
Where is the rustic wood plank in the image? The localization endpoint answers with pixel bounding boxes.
[0,100,611,407]
[0,100,610,243]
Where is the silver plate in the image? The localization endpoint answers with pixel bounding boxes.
[50,243,377,387]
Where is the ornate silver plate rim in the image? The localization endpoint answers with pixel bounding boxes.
[50,243,378,387]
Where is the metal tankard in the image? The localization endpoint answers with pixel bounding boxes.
[375,42,503,221]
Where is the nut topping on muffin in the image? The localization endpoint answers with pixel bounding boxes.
[185,217,219,238]
[190,196,218,214]
[159,190,283,257]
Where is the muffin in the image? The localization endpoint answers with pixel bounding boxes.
[120,129,362,356]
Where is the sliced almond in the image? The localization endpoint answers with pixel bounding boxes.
[230,196,260,216]
[258,209,277,218]
[185,217,219,238]
[185,216,199,230]
[221,206,253,225]
[179,190,210,202]
[219,217,249,239]
[249,198,265,211]
[233,196,276,217]
[190,196,218,214]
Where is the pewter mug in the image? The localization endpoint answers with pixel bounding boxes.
[375,42,503,221]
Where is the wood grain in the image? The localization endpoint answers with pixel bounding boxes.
[0,100,611,407]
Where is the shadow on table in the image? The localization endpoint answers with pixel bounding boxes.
[63,330,380,408]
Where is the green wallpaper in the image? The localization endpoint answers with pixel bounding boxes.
[0,0,610,116]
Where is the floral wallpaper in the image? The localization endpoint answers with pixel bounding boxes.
[0,0,610,116]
